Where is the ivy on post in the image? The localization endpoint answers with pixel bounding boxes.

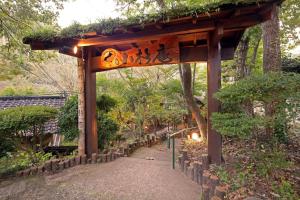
[77,49,86,156]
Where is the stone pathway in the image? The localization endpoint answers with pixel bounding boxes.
[0,142,200,200]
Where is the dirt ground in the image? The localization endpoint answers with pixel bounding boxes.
[0,143,201,200]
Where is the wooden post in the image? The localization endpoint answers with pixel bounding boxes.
[85,48,98,157]
[207,27,223,165]
[77,57,85,156]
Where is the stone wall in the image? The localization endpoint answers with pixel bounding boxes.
[14,133,166,178]
[177,143,228,200]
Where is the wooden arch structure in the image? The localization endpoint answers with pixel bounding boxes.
[24,0,281,165]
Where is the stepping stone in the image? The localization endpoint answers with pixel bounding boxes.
[145,157,155,160]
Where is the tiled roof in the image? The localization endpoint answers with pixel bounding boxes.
[0,96,66,134]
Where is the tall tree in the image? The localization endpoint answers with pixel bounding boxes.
[261,5,282,136]
[179,64,207,139]
[114,0,208,138]
[0,0,66,81]
[235,35,250,80]
[262,6,282,72]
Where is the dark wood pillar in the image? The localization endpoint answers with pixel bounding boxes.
[85,48,98,157]
[207,27,223,165]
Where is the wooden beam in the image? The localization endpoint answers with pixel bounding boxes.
[180,46,234,62]
[85,47,98,157]
[77,21,215,47]
[207,28,222,165]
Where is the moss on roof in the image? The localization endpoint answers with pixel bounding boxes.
[23,0,274,43]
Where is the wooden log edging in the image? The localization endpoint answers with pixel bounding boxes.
[177,151,229,200]
[11,133,167,179]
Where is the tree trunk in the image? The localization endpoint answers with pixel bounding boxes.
[77,58,85,156]
[235,35,250,80]
[155,0,166,10]
[262,5,282,136]
[179,63,207,140]
[262,6,281,73]
[250,37,261,69]
[235,35,255,116]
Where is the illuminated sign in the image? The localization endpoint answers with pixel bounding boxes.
[98,37,179,69]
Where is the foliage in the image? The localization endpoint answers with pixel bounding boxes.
[24,25,60,42]
[212,72,300,140]
[0,136,16,158]
[97,113,119,150]
[282,56,300,73]
[0,151,52,176]
[58,96,79,141]
[96,94,119,149]
[0,86,49,96]
[272,180,299,200]
[253,150,292,178]
[0,0,66,81]
[280,0,300,51]
[58,95,119,149]
[212,113,265,137]
[96,94,117,113]
[214,165,252,191]
[0,106,58,155]
[0,106,58,134]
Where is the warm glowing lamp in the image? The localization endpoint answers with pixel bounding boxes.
[73,46,78,54]
[191,132,202,142]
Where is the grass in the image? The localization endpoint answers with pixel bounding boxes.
[0,151,53,177]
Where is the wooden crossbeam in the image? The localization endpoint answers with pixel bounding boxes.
[77,21,215,47]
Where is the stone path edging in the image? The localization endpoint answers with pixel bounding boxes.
[14,133,167,178]
[177,142,228,200]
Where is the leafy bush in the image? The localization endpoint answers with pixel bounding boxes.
[253,150,292,178]
[0,106,58,134]
[97,113,119,150]
[96,94,117,113]
[0,151,52,176]
[0,106,58,155]
[213,165,252,191]
[58,95,119,149]
[0,136,16,158]
[272,180,299,199]
[212,72,300,141]
[58,96,79,141]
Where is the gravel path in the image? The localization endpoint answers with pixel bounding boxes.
[0,143,200,200]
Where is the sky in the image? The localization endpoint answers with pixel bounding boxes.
[58,0,120,28]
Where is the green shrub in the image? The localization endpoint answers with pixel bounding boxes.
[0,136,16,158]
[97,113,119,150]
[0,106,58,134]
[0,151,52,176]
[272,180,299,200]
[96,94,117,113]
[213,165,252,191]
[0,106,58,155]
[254,151,292,178]
[58,96,79,141]
[58,95,119,149]
[211,72,300,141]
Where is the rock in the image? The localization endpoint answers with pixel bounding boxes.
[244,197,263,200]
[270,192,280,198]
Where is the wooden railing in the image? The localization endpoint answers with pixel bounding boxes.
[167,127,198,169]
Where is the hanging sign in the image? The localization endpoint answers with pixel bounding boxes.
[97,37,179,70]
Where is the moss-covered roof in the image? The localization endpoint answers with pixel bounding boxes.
[23,0,276,43]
